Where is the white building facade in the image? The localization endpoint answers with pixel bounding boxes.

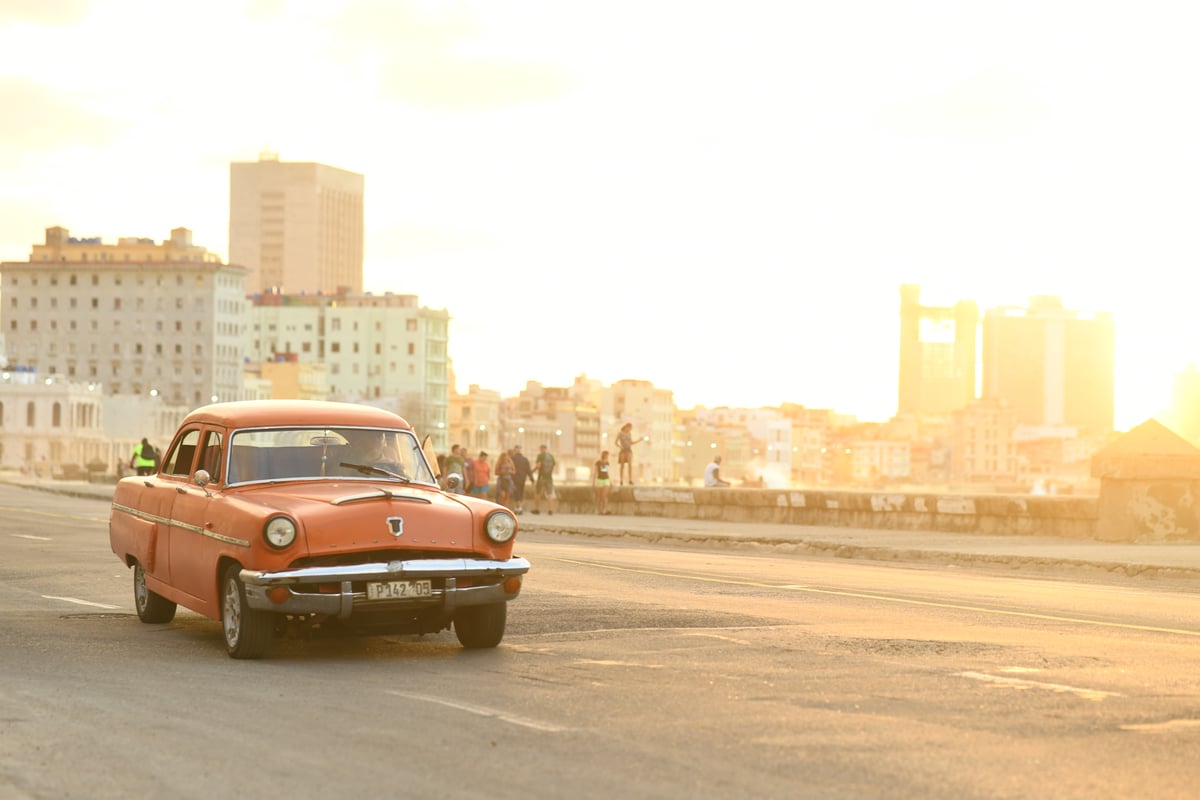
[1,227,248,408]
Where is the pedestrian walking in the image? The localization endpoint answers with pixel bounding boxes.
[130,438,158,476]
[510,444,533,514]
[594,450,613,514]
[532,444,556,515]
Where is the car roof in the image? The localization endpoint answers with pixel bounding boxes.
[180,400,413,431]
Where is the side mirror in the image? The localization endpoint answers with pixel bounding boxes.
[194,469,211,487]
[421,434,441,478]
[446,473,463,491]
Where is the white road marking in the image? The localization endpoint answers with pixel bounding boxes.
[683,632,751,645]
[10,534,51,541]
[42,595,121,610]
[998,666,1041,674]
[575,659,664,668]
[1120,719,1200,733]
[385,690,569,732]
[955,671,1121,701]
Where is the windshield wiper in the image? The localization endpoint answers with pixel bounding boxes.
[338,462,412,483]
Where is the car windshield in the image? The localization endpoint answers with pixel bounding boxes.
[226,426,437,486]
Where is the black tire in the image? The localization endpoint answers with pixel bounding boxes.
[220,564,273,659]
[454,602,507,649]
[133,562,177,624]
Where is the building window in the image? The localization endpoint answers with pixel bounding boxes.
[407,343,415,355]
[26,402,35,427]
[52,402,62,427]
[331,342,341,353]
[406,319,418,331]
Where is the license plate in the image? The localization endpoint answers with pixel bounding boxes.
[366,580,433,600]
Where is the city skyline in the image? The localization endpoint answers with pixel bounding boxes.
[3,2,1200,430]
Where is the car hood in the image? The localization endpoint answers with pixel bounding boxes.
[230,480,489,556]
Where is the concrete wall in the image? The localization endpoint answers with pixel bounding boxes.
[552,485,1103,540]
[1096,478,1200,542]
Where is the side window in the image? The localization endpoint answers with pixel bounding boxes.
[198,430,223,482]
[162,429,201,477]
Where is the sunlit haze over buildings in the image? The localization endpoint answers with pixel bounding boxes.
[4,1,1200,430]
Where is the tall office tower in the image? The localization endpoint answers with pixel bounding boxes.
[897,284,979,417]
[981,295,1115,432]
[1,227,247,406]
[1166,365,1200,444]
[229,152,365,295]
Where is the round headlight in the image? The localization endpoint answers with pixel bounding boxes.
[264,516,297,549]
[485,511,517,543]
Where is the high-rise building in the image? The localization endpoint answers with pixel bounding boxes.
[897,284,978,417]
[1,226,247,407]
[229,152,364,295]
[981,295,1115,432]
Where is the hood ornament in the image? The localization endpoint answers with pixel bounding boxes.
[386,517,404,537]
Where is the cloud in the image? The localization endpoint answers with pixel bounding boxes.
[322,0,571,110]
[369,222,496,259]
[0,0,91,25]
[876,71,1046,141]
[0,77,118,162]
[378,59,570,110]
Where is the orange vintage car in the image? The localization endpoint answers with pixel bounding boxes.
[109,400,529,659]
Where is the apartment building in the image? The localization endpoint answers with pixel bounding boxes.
[951,397,1021,486]
[1,227,247,407]
[229,153,365,295]
[982,295,1115,432]
[499,381,602,480]
[604,379,675,483]
[244,290,450,446]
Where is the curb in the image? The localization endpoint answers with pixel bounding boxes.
[520,522,1200,582]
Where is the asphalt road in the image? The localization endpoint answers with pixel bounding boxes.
[2,485,1199,799]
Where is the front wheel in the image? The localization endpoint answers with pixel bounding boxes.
[454,602,507,649]
[133,562,176,624]
[220,564,273,659]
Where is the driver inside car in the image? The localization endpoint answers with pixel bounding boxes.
[339,429,405,477]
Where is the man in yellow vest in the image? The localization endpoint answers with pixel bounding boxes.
[130,438,157,476]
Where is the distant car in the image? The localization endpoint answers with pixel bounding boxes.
[109,400,529,659]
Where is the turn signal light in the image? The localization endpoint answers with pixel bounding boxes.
[267,587,290,604]
[503,576,522,595]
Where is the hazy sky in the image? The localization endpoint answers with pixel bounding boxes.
[3,1,1199,429]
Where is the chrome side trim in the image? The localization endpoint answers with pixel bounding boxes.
[332,489,433,506]
[111,503,251,548]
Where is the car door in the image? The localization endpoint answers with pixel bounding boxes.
[163,427,225,610]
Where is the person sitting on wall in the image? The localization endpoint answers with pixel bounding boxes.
[703,455,730,488]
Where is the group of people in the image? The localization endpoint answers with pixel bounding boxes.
[440,443,557,515]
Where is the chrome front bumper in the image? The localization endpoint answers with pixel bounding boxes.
[240,556,531,618]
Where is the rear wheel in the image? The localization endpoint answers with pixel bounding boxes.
[221,564,273,659]
[133,562,176,624]
[454,602,507,649]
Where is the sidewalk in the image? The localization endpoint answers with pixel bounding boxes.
[516,512,1200,580]
[8,476,1200,581]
